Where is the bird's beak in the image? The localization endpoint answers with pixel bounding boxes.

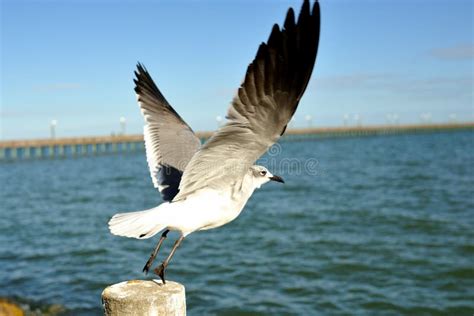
[269,175,285,183]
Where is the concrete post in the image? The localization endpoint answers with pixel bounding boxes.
[102,280,186,316]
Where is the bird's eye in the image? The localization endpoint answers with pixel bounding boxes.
[260,171,267,176]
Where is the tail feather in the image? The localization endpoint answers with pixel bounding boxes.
[108,205,167,239]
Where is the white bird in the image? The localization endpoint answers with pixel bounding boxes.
[108,0,320,284]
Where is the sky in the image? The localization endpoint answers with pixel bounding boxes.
[1,0,473,140]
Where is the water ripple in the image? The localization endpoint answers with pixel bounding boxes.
[0,132,473,314]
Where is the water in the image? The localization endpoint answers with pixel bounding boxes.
[1,131,473,315]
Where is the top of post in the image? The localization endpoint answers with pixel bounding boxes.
[102,280,186,316]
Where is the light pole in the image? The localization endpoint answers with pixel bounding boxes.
[216,115,223,128]
[120,117,126,135]
[50,119,57,139]
[353,114,361,126]
[393,113,399,125]
[343,114,349,126]
[448,113,457,122]
[304,114,313,128]
[420,112,432,123]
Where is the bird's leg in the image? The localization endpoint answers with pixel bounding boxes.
[143,229,169,274]
[154,235,185,284]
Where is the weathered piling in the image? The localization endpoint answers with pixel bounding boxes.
[102,280,186,316]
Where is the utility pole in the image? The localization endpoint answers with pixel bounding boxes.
[120,117,126,135]
[50,119,57,139]
[354,114,361,126]
[343,114,349,126]
[304,114,313,128]
[216,115,223,128]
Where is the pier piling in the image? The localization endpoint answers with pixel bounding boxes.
[102,280,186,316]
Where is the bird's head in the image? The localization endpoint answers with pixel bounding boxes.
[249,165,284,189]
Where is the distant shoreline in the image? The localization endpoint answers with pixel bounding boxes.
[1,122,472,149]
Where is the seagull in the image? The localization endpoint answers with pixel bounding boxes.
[108,0,320,284]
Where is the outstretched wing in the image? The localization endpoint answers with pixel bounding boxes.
[174,0,320,201]
[134,63,201,201]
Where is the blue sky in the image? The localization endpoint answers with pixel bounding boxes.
[1,0,473,140]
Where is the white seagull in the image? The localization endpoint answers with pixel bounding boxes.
[108,0,320,284]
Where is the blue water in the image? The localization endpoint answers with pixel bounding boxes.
[1,131,473,315]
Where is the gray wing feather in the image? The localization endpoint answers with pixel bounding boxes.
[135,63,201,201]
[174,0,320,201]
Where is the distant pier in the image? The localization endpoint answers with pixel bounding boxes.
[0,122,472,161]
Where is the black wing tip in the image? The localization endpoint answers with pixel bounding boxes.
[300,0,310,15]
[132,63,184,119]
[271,23,280,33]
[135,62,148,77]
[277,1,320,38]
[133,63,159,104]
[313,0,320,13]
[256,42,268,59]
[267,23,281,46]
[284,8,295,29]
[297,0,321,21]
[311,1,321,27]
[134,62,156,92]
[283,0,320,31]
[297,0,317,25]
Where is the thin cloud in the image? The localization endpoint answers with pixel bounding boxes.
[428,43,474,60]
[384,76,473,99]
[313,73,396,90]
[32,83,84,92]
[313,72,473,100]
[0,110,53,118]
